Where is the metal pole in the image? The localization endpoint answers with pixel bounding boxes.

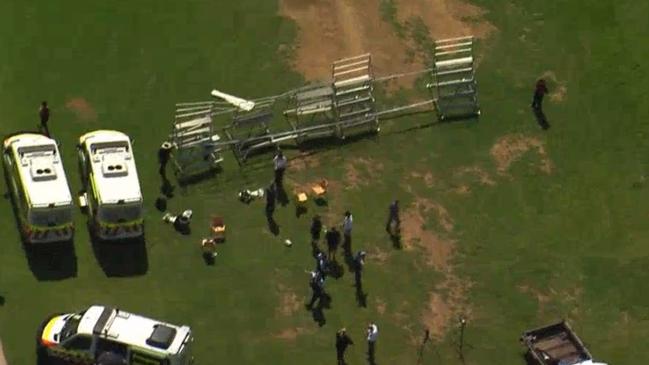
[459,316,467,360]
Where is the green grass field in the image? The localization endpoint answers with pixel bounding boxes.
[1,0,648,364]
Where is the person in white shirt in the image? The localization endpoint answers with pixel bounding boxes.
[342,211,353,255]
[272,150,288,187]
[366,322,378,364]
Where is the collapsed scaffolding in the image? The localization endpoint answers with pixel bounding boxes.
[168,36,480,180]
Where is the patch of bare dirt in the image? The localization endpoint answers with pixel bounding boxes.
[273,327,312,341]
[455,165,496,186]
[0,339,6,365]
[395,0,497,40]
[453,184,471,195]
[276,284,302,317]
[400,198,454,271]
[490,134,553,175]
[395,196,473,340]
[279,0,496,82]
[291,152,322,172]
[540,71,568,103]
[410,171,436,188]
[518,285,583,319]
[422,275,472,340]
[279,0,412,81]
[65,97,97,121]
[368,246,390,265]
[376,297,387,315]
[344,157,384,190]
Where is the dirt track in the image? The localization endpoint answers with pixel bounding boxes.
[0,339,7,365]
[279,0,496,81]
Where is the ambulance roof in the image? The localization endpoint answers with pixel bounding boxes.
[79,130,142,205]
[78,305,191,355]
[5,133,72,208]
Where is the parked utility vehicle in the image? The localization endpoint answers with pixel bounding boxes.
[77,130,143,240]
[2,133,74,243]
[38,305,193,365]
[521,321,608,365]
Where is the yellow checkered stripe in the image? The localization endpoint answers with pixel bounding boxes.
[97,218,144,229]
[49,347,93,365]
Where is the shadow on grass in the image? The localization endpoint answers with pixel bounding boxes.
[0,295,5,306]
[309,292,331,327]
[176,166,222,188]
[533,108,550,130]
[354,268,367,308]
[91,233,148,277]
[24,241,78,281]
[266,214,280,236]
[328,260,345,279]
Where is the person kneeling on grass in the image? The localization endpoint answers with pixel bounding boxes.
[201,237,218,258]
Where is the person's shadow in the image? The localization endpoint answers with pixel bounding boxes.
[161,177,175,198]
[266,214,280,236]
[367,342,377,365]
[328,260,345,279]
[277,185,289,206]
[533,108,550,130]
[354,268,367,307]
[0,295,5,306]
[310,292,330,327]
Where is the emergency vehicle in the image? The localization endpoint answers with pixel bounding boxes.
[38,305,194,365]
[2,133,74,243]
[77,130,144,240]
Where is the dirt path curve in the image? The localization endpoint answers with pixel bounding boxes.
[0,338,8,365]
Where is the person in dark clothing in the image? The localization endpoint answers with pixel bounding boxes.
[354,250,367,273]
[325,226,341,261]
[315,251,328,277]
[336,328,354,365]
[532,79,548,111]
[158,142,172,178]
[307,270,325,308]
[386,200,400,235]
[531,79,550,130]
[310,215,323,243]
[265,184,276,217]
[39,101,50,137]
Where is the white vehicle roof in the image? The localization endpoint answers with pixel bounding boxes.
[79,130,142,205]
[4,133,72,208]
[77,305,191,355]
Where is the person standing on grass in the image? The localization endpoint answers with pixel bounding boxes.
[336,328,354,365]
[315,251,328,277]
[273,150,287,187]
[325,226,341,261]
[386,200,400,235]
[158,142,172,178]
[367,322,379,364]
[342,211,353,254]
[531,79,549,112]
[354,250,367,273]
[310,215,323,243]
[39,101,50,137]
[307,270,325,308]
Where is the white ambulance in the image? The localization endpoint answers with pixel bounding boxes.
[2,133,74,243]
[38,305,194,365]
[77,130,144,240]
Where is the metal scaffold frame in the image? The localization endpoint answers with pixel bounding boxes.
[168,36,481,179]
[170,103,224,181]
[428,36,480,120]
